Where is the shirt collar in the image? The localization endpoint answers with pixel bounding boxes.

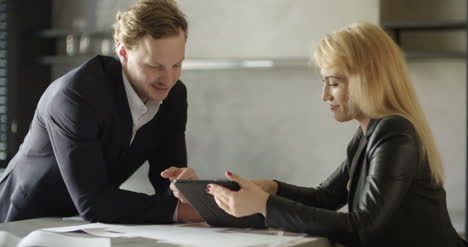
[122,72,161,121]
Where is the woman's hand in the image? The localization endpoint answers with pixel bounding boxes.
[251,179,278,195]
[207,172,270,217]
[161,167,198,204]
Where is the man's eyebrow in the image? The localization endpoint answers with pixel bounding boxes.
[148,58,185,66]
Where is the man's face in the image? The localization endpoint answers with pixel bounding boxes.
[119,31,186,102]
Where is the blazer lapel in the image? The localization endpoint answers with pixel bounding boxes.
[347,136,368,202]
[347,118,381,208]
[107,58,133,150]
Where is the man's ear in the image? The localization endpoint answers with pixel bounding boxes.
[116,43,128,64]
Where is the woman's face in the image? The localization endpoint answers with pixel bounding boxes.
[320,69,354,122]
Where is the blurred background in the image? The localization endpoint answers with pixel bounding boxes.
[2,0,466,235]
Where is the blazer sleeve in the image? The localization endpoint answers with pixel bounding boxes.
[45,88,177,224]
[265,129,419,246]
[275,159,349,210]
[148,81,188,196]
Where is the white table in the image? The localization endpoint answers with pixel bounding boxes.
[0,217,334,247]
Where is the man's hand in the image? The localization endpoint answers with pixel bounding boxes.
[161,167,198,203]
[176,202,204,223]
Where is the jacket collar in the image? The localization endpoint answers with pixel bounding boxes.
[347,118,380,206]
[347,117,386,208]
[364,118,380,138]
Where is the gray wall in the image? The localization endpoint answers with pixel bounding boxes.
[51,0,465,232]
[380,0,466,232]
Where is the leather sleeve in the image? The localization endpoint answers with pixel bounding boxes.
[45,86,178,224]
[275,160,349,210]
[265,122,419,246]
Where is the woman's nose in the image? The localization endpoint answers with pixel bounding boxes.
[322,86,332,102]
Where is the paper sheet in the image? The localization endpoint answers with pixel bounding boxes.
[62,216,84,221]
[43,222,322,247]
[43,223,113,233]
[17,230,110,247]
[0,231,20,247]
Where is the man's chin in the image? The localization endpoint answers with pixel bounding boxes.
[150,93,169,101]
[147,86,172,101]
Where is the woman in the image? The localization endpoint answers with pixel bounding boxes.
[207,22,466,247]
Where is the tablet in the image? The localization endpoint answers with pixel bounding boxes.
[173,179,266,229]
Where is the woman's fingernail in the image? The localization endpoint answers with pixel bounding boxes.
[226,171,232,176]
[206,188,210,193]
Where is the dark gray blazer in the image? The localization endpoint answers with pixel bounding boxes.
[0,56,187,224]
[265,116,465,247]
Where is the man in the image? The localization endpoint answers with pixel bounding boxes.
[0,0,202,224]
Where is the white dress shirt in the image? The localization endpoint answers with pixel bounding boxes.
[122,73,161,144]
[122,73,179,221]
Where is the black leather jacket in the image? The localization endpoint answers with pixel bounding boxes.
[265,115,465,247]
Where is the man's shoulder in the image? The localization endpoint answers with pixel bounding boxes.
[42,56,123,111]
[69,55,120,83]
[54,56,121,94]
[80,55,120,73]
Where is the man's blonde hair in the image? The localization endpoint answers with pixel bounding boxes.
[314,22,444,185]
[113,0,187,52]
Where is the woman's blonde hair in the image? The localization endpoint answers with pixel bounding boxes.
[113,0,187,52]
[314,21,444,185]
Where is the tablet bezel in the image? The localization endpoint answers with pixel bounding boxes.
[173,179,266,229]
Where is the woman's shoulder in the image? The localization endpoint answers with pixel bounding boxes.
[366,115,419,151]
[372,115,416,136]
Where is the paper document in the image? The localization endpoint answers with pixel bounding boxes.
[43,223,112,233]
[17,230,110,247]
[43,222,325,247]
[0,231,20,247]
